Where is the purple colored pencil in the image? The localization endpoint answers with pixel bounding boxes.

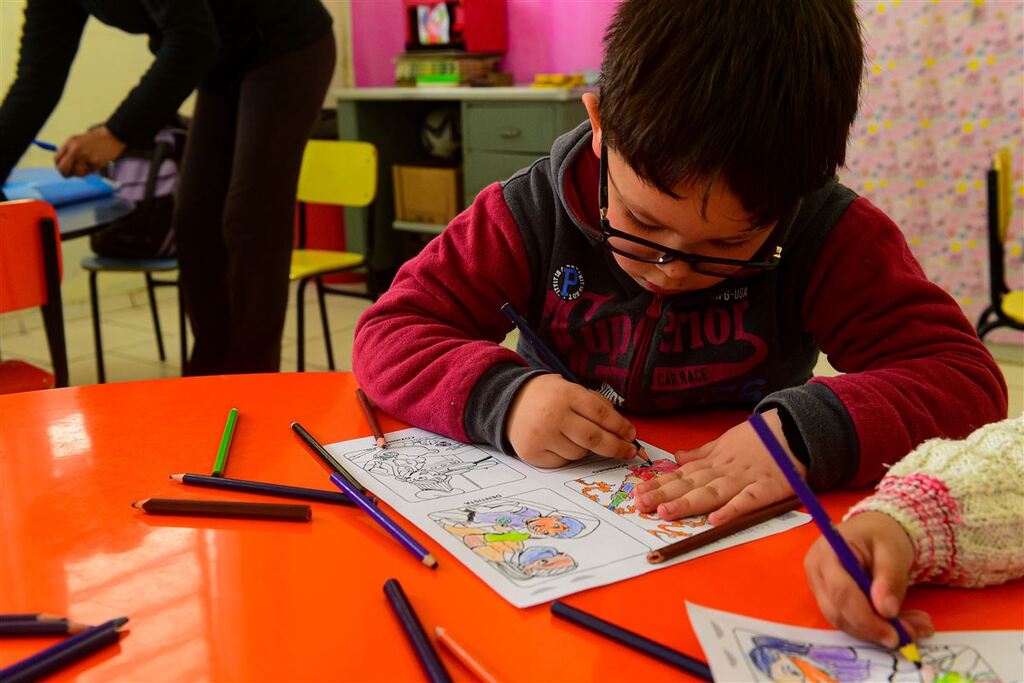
[0,617,128,682]
[171,473,354,506]
[328,472,437,568]
[748,412,922,667]
[383,579,451,683]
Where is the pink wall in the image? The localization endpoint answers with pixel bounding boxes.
[350,1,618,86]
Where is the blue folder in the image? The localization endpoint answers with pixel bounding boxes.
[3,168,115,207]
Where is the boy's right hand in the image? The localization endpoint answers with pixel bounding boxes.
[506,374,640,468]
[803,511,934,648]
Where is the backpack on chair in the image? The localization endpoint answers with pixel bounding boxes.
[89,117,188,258]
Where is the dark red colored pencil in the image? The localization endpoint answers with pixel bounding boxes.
[131,498,310,522]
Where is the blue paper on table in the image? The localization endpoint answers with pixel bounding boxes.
[3,168,115,207]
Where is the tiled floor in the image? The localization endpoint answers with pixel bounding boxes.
[2,284,1023,417]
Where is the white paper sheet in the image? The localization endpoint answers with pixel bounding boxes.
[687,602,1024,683]
[325,427,809,607]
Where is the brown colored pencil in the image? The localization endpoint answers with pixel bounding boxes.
[0,619,89,636]
[356,388,388,448]
[646,497,801,564]
[131,498,311,522]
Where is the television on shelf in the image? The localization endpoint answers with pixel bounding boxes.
[403,0,507,53]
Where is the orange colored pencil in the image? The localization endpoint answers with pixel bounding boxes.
[434,626,499,683]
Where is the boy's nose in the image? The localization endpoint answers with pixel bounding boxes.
[655,259,693,280]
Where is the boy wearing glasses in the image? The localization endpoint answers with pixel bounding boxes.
[353,0,1006,525]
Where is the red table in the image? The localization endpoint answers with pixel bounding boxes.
[2,373,1020,681]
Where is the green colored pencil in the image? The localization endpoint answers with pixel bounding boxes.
[211,408,239,477]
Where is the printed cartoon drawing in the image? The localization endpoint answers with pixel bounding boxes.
[743,634,1003,683]
[566,459,713,543]
[428,492,643,585]
[341,435,524,501]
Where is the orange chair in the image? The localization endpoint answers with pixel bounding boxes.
[0,200,69,392]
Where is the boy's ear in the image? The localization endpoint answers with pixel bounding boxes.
[582,92,601,157]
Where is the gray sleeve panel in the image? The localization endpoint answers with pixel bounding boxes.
[464,361,550,456]
[756,382,860,491]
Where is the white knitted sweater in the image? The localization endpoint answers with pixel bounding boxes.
[846,415,1024,587]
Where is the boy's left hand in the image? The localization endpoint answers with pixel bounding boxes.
[633,409,802,524]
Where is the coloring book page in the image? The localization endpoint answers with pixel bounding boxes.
[687,602,1024,683]
[325,427,809,608]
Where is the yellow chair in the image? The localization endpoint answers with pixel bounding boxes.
[291,140,378,371]
[977,147,1024,339]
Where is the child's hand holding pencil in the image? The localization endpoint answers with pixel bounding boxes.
[506,374,644,468]
[804,511,934,650]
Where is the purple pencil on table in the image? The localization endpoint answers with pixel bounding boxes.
[328,472,437,568]
[0,616,128,682]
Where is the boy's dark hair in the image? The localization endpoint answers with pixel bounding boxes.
[599,0,864,225]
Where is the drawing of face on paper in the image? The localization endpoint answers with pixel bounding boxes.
[687,603,1021,683]
[429,489,648,588]
[740,633,1003,683]
[342,436,524,502]
[564,459,714,544]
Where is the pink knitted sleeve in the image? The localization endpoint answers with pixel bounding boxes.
[845,415,1024,588]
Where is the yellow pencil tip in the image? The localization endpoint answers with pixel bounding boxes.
[899,642,922,667]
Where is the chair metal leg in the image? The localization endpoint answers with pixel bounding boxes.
[316,277,336,371]
[88,271,106,384]
[145,272,166,362]
[296,278,309,372]
[177,282,188,374]
[976,305,994,329]
[40,302,69,388]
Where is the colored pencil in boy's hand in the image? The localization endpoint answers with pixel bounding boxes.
[500,302,651,464]
[748,412,923,669]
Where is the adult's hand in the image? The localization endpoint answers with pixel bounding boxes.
[55,126,126,177]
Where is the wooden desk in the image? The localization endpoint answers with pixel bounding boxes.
[1,373,1020,681]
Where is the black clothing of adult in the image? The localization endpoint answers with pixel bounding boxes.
[0,0,332,182]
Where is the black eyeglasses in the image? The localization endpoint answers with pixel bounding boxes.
[598,143,794,278]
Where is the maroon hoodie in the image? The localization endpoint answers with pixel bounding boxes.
[354,122,1006,491]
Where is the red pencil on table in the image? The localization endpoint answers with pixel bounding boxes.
[356,387,388,448]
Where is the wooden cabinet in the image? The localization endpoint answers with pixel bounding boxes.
[334,87,588,284]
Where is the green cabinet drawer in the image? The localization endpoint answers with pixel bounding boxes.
[464,151,540,205]
[463,103,557,154]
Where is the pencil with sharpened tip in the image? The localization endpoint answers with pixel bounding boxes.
[132,498,311,522]
[434,626,499,683]
[291,421,366,493]
[384,579,451,683]
[550,601,712,680]
[170,473,354,506]
[500,302,651,464]
[0,619,88,636]
[330,473,437,568]
[356,388,388,448]
[647,497,801,564]
[0,616,128,682]
[0,614,62,622]
[211,407,239,477]
[748,412,923,669]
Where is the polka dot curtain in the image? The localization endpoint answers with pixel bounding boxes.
[844,0,1023,343]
